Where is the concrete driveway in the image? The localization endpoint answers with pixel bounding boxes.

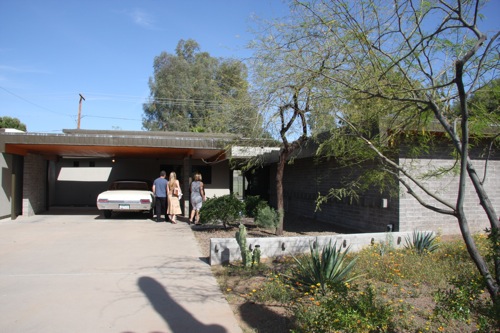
[0,208,242,333]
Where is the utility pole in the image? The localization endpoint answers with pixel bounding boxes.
[77,93,85,129]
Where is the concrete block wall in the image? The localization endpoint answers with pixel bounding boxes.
[0,153,13,218]
[269,157,398,233]
[22,154,47,216]
[210,231,417,265]
[398,157,500,235]
[268,144,499,236]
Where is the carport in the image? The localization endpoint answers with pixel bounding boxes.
[0,129,238,218]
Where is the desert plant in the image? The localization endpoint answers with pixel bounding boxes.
[243,195,268,218]
[199,194,244,228]
[292,284,396,333]
[235,223,253,267]
[254,205,280,230]
[288,240,359,294]
[404,230,439,255]
[235,223,262,268]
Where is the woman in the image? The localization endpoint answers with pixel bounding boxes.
[189,172,206,225]
[167,171,182,224]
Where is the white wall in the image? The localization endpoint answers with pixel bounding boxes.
[53,158,232,207]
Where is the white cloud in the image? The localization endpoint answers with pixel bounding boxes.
[128,8,155,29]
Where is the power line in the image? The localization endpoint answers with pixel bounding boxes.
[0,86,73,118]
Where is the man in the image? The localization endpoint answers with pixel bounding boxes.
[152,170,168,222]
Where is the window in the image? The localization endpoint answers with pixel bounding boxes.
[192,166,212,184]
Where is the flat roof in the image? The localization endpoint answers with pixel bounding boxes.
[0,129,239,160]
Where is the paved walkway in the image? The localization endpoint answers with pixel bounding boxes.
[0,208,242,333]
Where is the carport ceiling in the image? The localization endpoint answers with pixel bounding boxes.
[5,144,224,160]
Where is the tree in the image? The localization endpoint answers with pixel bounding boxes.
[142,39,261,136]
[253,0,500,306]
[0,116,27,131]
[250,15,333,234]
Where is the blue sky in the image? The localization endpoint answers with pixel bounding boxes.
[0,0,289,133]
[1,1,499,133]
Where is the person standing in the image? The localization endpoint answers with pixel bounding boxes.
[167,171,182,224]
[152,170,168,222]
[189,172,206,225]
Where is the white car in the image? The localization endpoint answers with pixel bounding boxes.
[97,180,155,219]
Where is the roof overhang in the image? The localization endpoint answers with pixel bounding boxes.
[0,129,239,161]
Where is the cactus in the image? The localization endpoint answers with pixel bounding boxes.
[252,245,261,267]
[236,223,252,267]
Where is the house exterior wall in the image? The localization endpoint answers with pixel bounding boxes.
[23,154,47,216]
[398,156,500,235]
[54,158,159,206]
[270,144,499,236]
[0,153,13,218]
[53,158,231,208]
[270,157,398,233]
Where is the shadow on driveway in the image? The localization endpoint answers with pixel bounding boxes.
[138,276,227,333]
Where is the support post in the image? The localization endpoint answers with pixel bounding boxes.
[77,93,85,129]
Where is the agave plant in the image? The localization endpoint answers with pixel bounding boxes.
[404,231,439,255]
[289,240,359,294]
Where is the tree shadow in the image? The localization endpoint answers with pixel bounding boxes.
[238,301,293,333]
[137,276,227,333]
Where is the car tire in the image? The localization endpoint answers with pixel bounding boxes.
[103,210,112,219]
[148,208,154,219]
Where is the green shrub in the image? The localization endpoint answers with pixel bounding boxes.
[292,284,396,333]
[199,194,244,228]
[249,272,296,304]
[288,240,359,295]
[434,272,498,332]
[243,195,268,217]
[404,230,439,255]
[254,205,279,230]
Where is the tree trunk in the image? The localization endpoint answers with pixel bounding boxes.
[275,149,287,236]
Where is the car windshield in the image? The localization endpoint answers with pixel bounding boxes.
[109,182,149,191]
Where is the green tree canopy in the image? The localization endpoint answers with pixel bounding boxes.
[0,116,27,131]
[142,39,261,136]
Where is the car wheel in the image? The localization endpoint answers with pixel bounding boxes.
[103,210,112,219]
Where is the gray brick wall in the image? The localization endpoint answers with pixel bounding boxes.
[270,157,398,233]
[22,154,47,216]
[398,157,499,235]
[271,146,499,236]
